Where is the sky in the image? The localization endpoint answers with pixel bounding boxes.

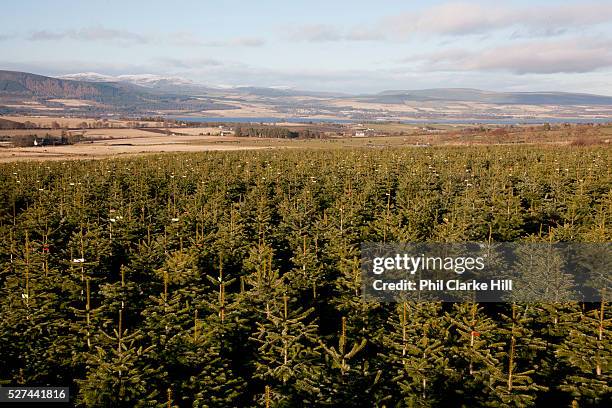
[1,0,612,94]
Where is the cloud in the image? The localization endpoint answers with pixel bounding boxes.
[77,27,148,43]
[0,60,157,77]
[26,27,264,48]
[410,38,612,74]
[288,24,342,42]
[386,1,612,38]
[27,31,65,41]
[390,2,502,37]
[5,56,612,95]
[288,1,612,42]
[345,28,385,42]
[215,37,266,47]
[28,26,148,44]
[167,32,205,46]
[288,23,385,42]
[154,57,223,69]
[168,32,265,47]
[28,31,65,41]
[199,37,265,47]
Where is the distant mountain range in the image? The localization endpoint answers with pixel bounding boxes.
[3,70,612,105]
[361,88,612,105]
[56,72,217,95]
[57,72,343,98]
[1,70,611,120]
[59,72,194,88]
[0,70,157,102]
[0,70,234,113]
[51,71,612,105]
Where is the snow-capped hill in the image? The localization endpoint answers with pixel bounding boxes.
[116,74,194,88]
[58,72,118,82]
[57,73,194,88]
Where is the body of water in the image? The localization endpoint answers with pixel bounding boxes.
[168,116,355,124]
[167,116,611,125]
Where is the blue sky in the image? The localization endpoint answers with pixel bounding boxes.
[2,0,612,94]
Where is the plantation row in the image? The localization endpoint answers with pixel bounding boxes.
[0,146,610,407]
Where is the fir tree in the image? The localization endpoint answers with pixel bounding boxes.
[316,316,369,406]
[556,301,611,406]
[78,310,161,407]
[382,302,450,407]
[445,302,503,406]
[487,303,547,407]
[251,294,320,405]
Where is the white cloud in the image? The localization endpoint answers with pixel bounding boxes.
[213,37,266,47]
[168,32,265,47]
[289,1,612,42]
[387,1,612,38]
[288,23,385,42]
[154,57,223,69]
[167,32,205,46]
[345,27,386,42]
[29,26,148,44]
[26,27,265,48]
[288,24,342,42]
[410,38,612,74]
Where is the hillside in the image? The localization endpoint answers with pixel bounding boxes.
[364,88,612,105]
[57,72,218,95]
[0,70,234,114]
[1,70,611,120]
[0,70,143,101]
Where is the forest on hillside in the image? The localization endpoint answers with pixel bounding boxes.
[0,147,610,407]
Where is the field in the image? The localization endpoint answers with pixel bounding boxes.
[0,117,288,161]
[0,146,610,406]
[0,115,152,128]
[1,116,610,162]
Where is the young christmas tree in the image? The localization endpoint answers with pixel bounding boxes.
[486,303,547,407]
[251,293,320,405]
[445,302,503,406]
[556,300,611,406]
[381,301,450,407]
